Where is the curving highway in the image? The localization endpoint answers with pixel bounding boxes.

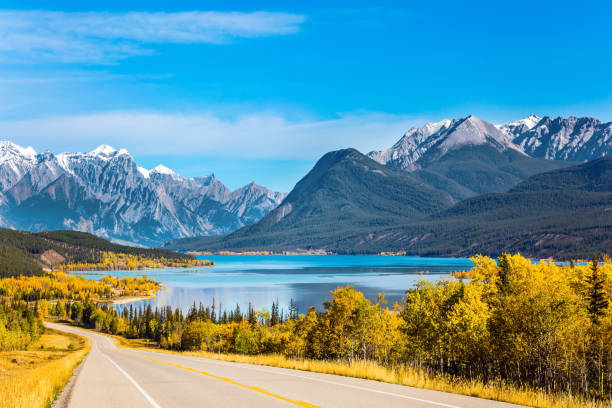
[46,323,524,408]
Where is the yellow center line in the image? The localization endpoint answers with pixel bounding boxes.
[118,350,321,408]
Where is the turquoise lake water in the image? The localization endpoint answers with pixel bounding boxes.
[74,255,474,314]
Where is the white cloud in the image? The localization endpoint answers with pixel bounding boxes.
[0,111,425,159]
[0,10,306,63]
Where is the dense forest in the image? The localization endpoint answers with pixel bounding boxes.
[0,228,210,277]
[54,254,612,402]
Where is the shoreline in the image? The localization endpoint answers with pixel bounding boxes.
[56,261,214,273]
[103,295,156,305]
[188,250,332,255]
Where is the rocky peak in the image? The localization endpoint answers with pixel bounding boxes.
[368,115,522,171]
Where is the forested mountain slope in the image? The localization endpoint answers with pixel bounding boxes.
[337,156,612,259]
[165,148,455,251]
[0,228,203,277]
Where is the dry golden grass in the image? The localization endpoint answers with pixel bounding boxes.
[99,332,607,408]
[0,328,90,408]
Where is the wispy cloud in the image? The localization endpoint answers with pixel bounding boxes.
[0,111,424,159]
[0,10,306,64]
[0,71,174,83]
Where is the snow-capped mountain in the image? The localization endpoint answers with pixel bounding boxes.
[369,114,612,170]
[0,141,38,191]
[368,115,524,171]
[0,142,286,246]
[367,115,607,199]
[498,115,612,161]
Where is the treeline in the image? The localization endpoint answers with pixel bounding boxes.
[0,228,210,277]
[0,302,44,351]
[61,254,611,401]
[56,252,213,272]
[37,230,197,262]
[0,273,160,302]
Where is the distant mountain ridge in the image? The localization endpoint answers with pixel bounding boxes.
[369,114,612,168]
[0,142,285,246]
[368,115,524,171]
[499,115,612,161]
[368,115,574,199]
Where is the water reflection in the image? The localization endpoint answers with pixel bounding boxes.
[75,255,473,314]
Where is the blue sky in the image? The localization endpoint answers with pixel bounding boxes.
[1,1,611,191]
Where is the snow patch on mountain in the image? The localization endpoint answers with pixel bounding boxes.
[504,114,542,130]
[137,166,150,179]
[0,141,37,161]
[0,141,39,191]
[499,115,612,161]
[150,164,179,177]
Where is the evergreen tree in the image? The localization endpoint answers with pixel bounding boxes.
[270,300,279,326]
[210,298,216,323]
[247,303,257,325]
[586,257,609,323]
[289,298,298,320]
[233,304,242,323]
[54,301,66,318]
[497,252,511,292]
[187,301,198,321]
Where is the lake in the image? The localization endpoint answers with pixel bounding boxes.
[74,255,474,314]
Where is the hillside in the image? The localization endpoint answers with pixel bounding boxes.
[337,156,612,259]
[0,228,206,277]
[165,148,455,251]
[167,156,612,260]
[411,145,571,199]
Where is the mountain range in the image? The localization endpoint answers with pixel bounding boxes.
[0,142,285,246]
[2,113,610,255]
[166,114,612,258]
[370,114,611,168]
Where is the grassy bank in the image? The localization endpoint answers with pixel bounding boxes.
[0,328,90,408]
[105,332,606,408]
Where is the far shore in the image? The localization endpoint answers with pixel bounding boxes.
[188,250,333,255]
[99,295,156,305]
[188,250,412,256]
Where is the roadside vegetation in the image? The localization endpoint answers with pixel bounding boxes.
[53,253,611,408]
[0,303,90,408]
[0,271,158,407]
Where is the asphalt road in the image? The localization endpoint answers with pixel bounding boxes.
[46,322,525,408]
